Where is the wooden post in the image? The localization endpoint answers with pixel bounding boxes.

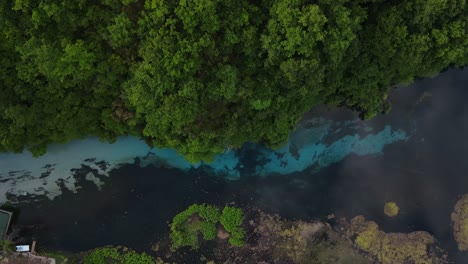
[31,241,36,254]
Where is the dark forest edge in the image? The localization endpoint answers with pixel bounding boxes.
[1,0,467,162]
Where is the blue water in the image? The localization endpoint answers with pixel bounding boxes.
[0,118,407,201]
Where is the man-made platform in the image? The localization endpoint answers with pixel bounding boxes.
[0,210,12,239]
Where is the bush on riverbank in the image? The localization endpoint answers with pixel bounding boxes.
[220,206,245,246]
[83,247,153,264]
[170,204,244,249]
[170,204,220,249]
[0,239,15,256]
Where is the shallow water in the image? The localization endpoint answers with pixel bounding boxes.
[1,68,468,262]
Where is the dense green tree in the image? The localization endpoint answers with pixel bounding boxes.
[0,0,140,156]
[0,0,467,161]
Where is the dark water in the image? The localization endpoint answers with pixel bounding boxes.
[11,68,468,263]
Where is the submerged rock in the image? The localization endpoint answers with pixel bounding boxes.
[451,194,468,251]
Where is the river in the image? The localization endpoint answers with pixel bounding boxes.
[1,68,468,262]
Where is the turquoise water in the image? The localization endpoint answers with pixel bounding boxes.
[254,124,407,176]
[0,118,407,202]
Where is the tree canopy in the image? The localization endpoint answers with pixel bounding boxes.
[1,0,467,161]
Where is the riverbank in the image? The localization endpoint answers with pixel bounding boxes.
[14,206,450,264]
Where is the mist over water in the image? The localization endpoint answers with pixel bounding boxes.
[1,68,468,262]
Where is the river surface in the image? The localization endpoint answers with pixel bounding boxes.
[1,68,468,262]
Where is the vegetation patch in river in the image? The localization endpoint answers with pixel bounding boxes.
[384,202,400,217]
[170,204,245,250]
[451,194,468,251]
[344,216,448,264]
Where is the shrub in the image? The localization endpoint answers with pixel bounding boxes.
[83,247,154,264]
[220,206,245,246]
[0,240,16,256]
[83,247,120,264]
[228,235,245,247]
[121,251,154,264]
[170,204,246,249]
[200,221,217,240]
[384,202,400,217]
[170,204,220,250]
[220,207,243,231]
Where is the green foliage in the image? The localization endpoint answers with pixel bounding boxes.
[170,204,220,250]
[0,240,15,256]
[1,0,468,161]
[170,204,245,249]
[121,251,154,264]
[220,207,243,230]
[349,216,439,264]
[83,248,120,264]
[384,202,400,217]
[83,247,153,264]
[220,207,245,246]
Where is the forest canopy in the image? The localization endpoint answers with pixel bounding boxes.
[1,0,467,162]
